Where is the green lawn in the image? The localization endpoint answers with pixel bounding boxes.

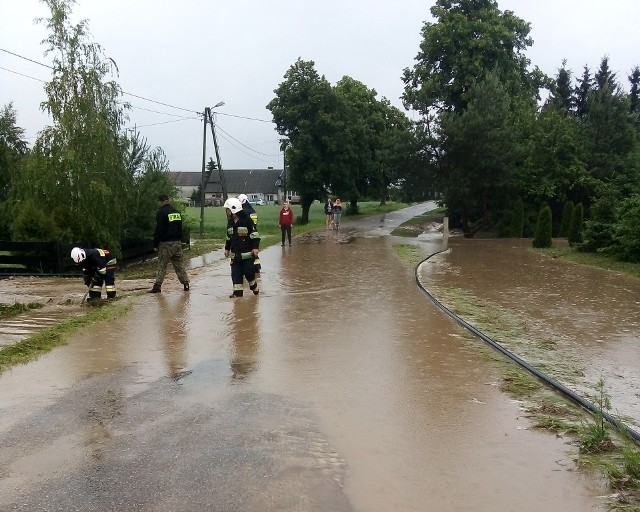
[184,201,409,248]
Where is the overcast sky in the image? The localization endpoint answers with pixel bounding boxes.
[2,1,639,171]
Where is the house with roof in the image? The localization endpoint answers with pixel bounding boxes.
[168,168,294,206]
[167,172,203,204]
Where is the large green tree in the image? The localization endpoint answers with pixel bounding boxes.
[402,0,544,115]
[267,59,336,223]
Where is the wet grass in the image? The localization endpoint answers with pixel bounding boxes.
[0,301,43,319]
[499,367,542,396]
[390,207,446,237]
[392,243,424,265]
[538,247,640,280]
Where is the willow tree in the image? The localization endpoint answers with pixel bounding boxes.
[10,0,130,249]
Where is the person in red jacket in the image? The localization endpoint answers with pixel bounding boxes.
[278,201,295,246]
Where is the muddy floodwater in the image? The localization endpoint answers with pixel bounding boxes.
[0,204,614,511]
[422,237,640,432]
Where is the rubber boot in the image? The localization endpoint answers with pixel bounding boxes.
[149,283,162,293]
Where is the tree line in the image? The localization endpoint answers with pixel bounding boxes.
[268,0,640,262]
[3,0,640,263]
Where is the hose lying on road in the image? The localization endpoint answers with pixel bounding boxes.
[415,248,640,446]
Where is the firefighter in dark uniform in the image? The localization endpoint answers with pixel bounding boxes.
[71,247,117,299]
[223,197,260,298]
[149,193,190,293]
[237,194,261,275]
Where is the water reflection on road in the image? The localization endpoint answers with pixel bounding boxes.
[0,204,607,511]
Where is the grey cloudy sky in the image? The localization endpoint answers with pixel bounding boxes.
[1,1,639,171]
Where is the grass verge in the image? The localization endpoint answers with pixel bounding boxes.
[392,244,425,266]
[390,207,446,237]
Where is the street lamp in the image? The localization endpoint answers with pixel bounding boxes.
[200,101,225,235]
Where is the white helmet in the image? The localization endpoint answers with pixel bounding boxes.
[223,197,243,214]
[71,247,86,263]
[237,194,248,204]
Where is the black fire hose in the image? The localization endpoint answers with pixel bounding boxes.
[415,248,640,446]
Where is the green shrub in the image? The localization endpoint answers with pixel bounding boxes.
[532,204,553,248]
[578,194,617,253]
[611,194,640,262]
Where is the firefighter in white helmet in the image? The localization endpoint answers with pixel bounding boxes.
[237,194,261,275]
[223,197,260,298]
[71,246,117,300]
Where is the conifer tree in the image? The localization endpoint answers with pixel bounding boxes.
[532,204,553,248]
[575,66,592,118]
[629,66,640,115]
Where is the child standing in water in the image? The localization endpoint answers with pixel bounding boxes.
[324,198,333,229]
[332,198,342,229]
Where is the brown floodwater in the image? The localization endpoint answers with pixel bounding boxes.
[0,205,610,511]
[421,237,640,432]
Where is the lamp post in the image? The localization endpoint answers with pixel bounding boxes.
[199,101,225,236]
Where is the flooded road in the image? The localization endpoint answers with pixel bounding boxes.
[0,204,607,511]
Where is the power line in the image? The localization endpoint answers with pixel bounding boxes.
[122,91,200,115]
[1,46,276,158]
[215,130,275,163]
[2,47,276,125]
[217,112,272,123]
[0,48,52,69]
[215,123,275,157]
[1,47,201,115]
[126,117,200,129]
[0,65,46,83]
[129,104,197,119]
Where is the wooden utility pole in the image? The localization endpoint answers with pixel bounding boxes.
[199,107,210,236]
[207,110,227,201]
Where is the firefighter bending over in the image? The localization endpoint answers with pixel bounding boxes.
[71,247,117,300]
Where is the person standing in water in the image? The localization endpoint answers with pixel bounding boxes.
[332,198,342,229]
[278,200,294,246]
